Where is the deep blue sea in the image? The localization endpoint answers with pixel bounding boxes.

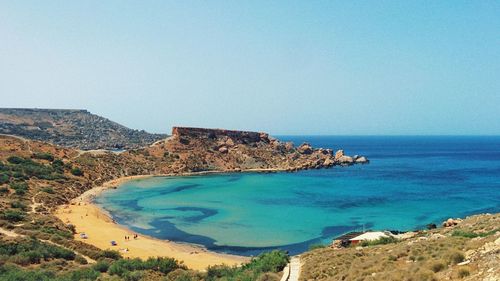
[95,136,500,256]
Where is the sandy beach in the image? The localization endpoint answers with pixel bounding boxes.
[54,175,249,270]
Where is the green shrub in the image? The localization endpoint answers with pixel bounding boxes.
[451,230,478,238]
[10,182,29,195]
[0,238,75,265]
[41,187,54,194]
[98,250,122,260]
[7,156,24,164]
[2,210,25,222]
[92,259,111,272]
[71,167,84,176]
[62,268,100,281]
[108,257,185,277]
[0,264,56,281]
[206,250,289,281]
[243,250,289,273]
[10,201,27,211]
[0,174,9,184]
[0,187,9,194]
[51,159,65,173]
[32,153,54,162]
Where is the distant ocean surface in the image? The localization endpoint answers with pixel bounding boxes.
[95,136,500,256]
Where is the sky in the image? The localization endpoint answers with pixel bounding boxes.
[0,1,499,135]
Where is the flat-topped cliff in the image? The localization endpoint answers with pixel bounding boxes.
[172,127,264,143]
[0,108,167,150]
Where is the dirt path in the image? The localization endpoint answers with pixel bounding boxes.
[0,227,20,238]
[288,256,302,281]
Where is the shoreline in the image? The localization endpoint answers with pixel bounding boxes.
[55,173,253,270]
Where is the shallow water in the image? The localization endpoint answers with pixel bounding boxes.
[95,136,500,255]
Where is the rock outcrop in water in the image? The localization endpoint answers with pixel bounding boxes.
[160,127,368,172]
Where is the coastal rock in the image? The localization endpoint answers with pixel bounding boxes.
[298,143,313,154]
[335,150,344,159]
[355,156,369,164]
[225,138,235,147]
[259,133,270,142]
[284,142,294,151]
[323,158,335,166]
[442,218,463,227]
[218,146,228,154]
[337,156,354,165]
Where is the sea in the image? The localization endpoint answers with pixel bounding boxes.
[94,136,500,256]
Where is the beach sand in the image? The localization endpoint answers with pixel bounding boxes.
[54,175,249,270]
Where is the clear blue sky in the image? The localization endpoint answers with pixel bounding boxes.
[1,1,498,135]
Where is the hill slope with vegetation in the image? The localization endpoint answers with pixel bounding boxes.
[0,108,167,150]
[301,214,499,281]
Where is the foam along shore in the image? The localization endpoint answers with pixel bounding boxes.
[54,175,249,270]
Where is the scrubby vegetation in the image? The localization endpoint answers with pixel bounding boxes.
[0,244,288,281]
[300,214,499,281]
[206,250,288,281]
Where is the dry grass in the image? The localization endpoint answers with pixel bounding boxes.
[300,214,499,281]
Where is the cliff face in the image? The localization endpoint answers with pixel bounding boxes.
[172,127,263,144]
[0,108,167,150]
[154,127,368,173]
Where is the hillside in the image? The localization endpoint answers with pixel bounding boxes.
[301,214,499,281]
[0,108,167,150]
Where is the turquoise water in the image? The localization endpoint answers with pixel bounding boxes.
[95,136,500,255]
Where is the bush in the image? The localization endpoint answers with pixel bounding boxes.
[0,264,56,281]
[0,187,9,194]
[457,267,470,278]
[243,250,289,273]
[92,259,111,272]
[75,255,88,265]
[41,187,54,194]
[62,268,100,281]
[70,168,84,176]
[0,238,76,265]
[32,153,54,162]
[7,156,24,164]
[2,210,25,222]
[0,174,9,184]
[206,250,289,280]
[108,257,185,277]
[11,201,27,211]
[10,182,29,195]
[51,160,65,173]
[448,251,465,265]
[98,250,122,260]
[430,261,446,272]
